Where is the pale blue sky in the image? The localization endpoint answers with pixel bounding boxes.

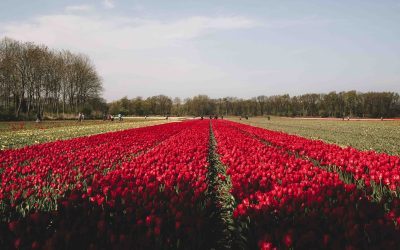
[1,0,399,101]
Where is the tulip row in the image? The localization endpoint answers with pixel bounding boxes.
[2,118,399,249]
[225,120,400,231]
[0,122,189,216]
[1,120,215,249]
[227,120,400,195]
[212,120,400,249]
[229,121,400,225]
[82,119,213,249]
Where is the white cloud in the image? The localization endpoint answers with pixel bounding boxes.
[103,0,115,9]
[65,5,93,12]
[0,12,258,100]
[0,14,257,49]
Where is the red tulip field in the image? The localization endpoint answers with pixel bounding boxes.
[1,119,400,249]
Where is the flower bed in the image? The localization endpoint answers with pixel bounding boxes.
[1,119,399,249]
[212,120,400,249]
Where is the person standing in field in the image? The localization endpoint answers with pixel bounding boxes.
[36,113,41,123]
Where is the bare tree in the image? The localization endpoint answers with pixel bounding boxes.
[0,37,104,120]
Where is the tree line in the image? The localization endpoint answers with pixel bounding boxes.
[0,37,104,120]
[1,38,399,120]
[109,91,400,118]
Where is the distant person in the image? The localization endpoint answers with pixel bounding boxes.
[221,115,224,119]
[381,116,383,121]
[110,115,114,121]
[36,113,39,122]
[36,113,41,123]
[118,113,123,121]
[82,114,85,121]
[245,116,249,120]
[267,116,270,121]
[201,116,204,120]
[209,115,212,119]
[145,115,147,119]
[103,113,107,121]
[78,112,82,122]
[166,116,169,120]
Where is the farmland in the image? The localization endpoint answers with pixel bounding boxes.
[0,118,168,150]
[234,116,400,156]
[1,119,400,249]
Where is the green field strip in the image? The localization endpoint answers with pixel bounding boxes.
[206,122,248,250]
[234,118,400,156]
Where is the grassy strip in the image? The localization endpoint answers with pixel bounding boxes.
[0,120,168,150]
[207,122,247,249]
[234,117,400,156]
